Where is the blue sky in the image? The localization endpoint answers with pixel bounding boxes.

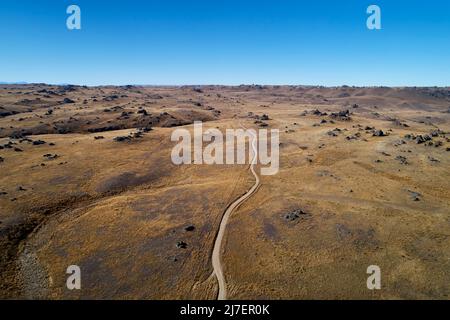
[0,0,449,86]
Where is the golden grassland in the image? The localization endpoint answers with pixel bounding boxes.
[0,84,449,299]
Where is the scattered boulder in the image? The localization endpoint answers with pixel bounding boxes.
[330,109,351,121]
[184,225,195,232]
[430,129,445,137]
[284,209,310,222]
[137,109,148,115]
[113,136,131,142]
[176,241,187,249]
[415,135,432,144]
[407,190,422,201]
[103,95,119,102]
[43,153,58,160]
[32,140,46,145]
[9,132,26,139]
[395,155,408,165]
[428,156,440,163]
[346,134,359,141]
[327,128,342,137]
[393,139,406,146]
[312,109,327,116]
[392,119,409,127]
[372,129,386,137]
[62,98,75,104]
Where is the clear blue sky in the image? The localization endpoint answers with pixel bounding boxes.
[1,0,449,86]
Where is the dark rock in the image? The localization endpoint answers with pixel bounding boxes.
[62,98,75,104]
[372,129,386,137]
[176,241,187,249]
[327,128,341,137]
[415,135,432,144]
[43,153,58,160]
[330,109,351,120]
[184,225,195,232]
[393,139,406,146]
[9,132,26,139]
[113,136,131,142]
[407,190,422,201]
[395,155,408,165]
[404,134,414,140]
[428,156,440,163]
[392,119,409,127]
[312,109,326,116]
[430,129,445,137]
[284,209,310,222]
[139,126,152,132]
[32,140,46,145]
[103,95,119,101]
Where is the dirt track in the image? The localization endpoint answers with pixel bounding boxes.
[212,127,261,300]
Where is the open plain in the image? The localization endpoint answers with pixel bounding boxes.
[0,84,449,299]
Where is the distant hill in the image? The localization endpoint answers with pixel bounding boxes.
[0,81,28,85]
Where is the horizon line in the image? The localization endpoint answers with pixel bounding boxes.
[1,82,449,89]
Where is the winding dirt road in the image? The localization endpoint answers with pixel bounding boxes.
[212,128,261,300]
